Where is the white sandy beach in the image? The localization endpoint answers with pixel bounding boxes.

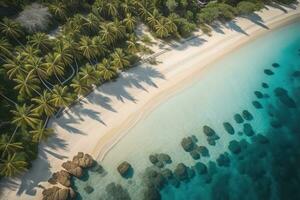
[1,3,300,200]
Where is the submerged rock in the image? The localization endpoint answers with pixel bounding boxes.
[252,134,269,144]
[195,162,207,175]
[158,153,172,164]
[270,120,282,128]
[234,114,244,124]
[117,161,132,177]
[237,131,243,136]
[292,70,300,77]
[279,95,297,108]
[155,161,164,168]
[174,163,188,181]
[181,137,194,152]
[207,138,216,146]
[203,125,216,137]
[272,63,280,68]
[149,155,159,164]
[223,122,235,135]
[84,185,94,194]
[254,91,264,99]
[264,69,274,75]
[242,110,253,121]
[252,101,263,109]
[196,146,209,157]
[262,82,269,88]
[217,153,230,167]
[243,123,255,136]
[161,169,173,179]
[190,150,200,160]
[105,183,131,200]
[143,185,161,200]
[274,87,288,96]
[228,140,241,154]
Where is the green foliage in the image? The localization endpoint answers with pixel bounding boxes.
[237,1,259,15]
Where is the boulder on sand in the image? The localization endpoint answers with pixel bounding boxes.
[61,161,83,178]
[42,186,73,200]
[117,161,132,177]
[72,152,94,168]
[49,170,71,187]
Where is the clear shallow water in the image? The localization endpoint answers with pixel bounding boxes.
[73,21,300,200]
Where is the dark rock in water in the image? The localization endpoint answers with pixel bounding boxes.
[279,95,297,108]
[262,82,269,88]
[155,161,164,168]
[105,183,131,200]
[90,163,104,174]
[209,134,220,141]
[234,114,244,124]
[149,155,159,164]
[254,91,264,99]
[207,138,216,146]
[204,174,212,184]
[181,137,194,152]
[264,69,274,75]
[174,163,188,181]
[161,169,173,179]
[237,131,243,136]
[143,185,161,200]
[84,185,94,194]
[240,139,249,149]
[203,125,216,137]
[252,101,263,109]
[217,153,230,167]
[195,162,207,175]
[158,153,172,164]
[272,63,280,68]
[190,150,200,160]
[169,178,180,188]
[242,110,253,121]
[270,120,282,128]
[274,87,287,96]
[243,123,255,136]
[292,70,300,77]
[196,146,209,157]
[188,168,195,179]
[252,134,269,144]
[117,161,132,178]
[223,122,235,135]
[228,140,241,154]
[264,94,270,98]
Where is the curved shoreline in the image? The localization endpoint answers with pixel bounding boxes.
[94,9,300,161]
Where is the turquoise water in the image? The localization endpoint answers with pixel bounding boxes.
[73,21,300,200]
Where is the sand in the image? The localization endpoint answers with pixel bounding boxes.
[1,3,300,200]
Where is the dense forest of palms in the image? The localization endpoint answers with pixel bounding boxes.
[0,0,296,178]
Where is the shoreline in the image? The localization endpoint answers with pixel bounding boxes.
[94,8,300,162]
[1,4,299,200]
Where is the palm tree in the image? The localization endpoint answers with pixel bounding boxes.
[100,23,117,45]
[0,37,13,61]
[0,134,23,157]
[92,36,107,58]
[48,2,68,21]
[111,48,130,70]
[79,64,99,86]
[3,58,27,79]
[45,53,65,84]
[123,14,136,32]
[112,20,126,40]
[120,0,135,15]
[50,85,73,108]
[82,13,100,34]
[70,76,91,96]
[32,91,55,117]
[28,32,52,52]
[0,153,27,177]
[78,36,98,62]
[53,40,73,67]
[97,59,117,81]
[106,2,118,17]
[13,71,41,97]
[0,18,23,45]
[126,34,139,53]
[11,104,40,129]
[155,18,169,38]
[30,120,53,142]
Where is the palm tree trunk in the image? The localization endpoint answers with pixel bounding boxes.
[0,93,17,106]
[62,64,75,84]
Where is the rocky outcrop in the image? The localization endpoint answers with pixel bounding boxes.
[174,163,188,181]
[61,161,83,178]
[117,161,132,177]
[72,152,94,168]
[181,137,194,152]
[42,186,75,200]
[48,170,71,187]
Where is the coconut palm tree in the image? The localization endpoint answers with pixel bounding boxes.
[32,91,55,117]
[70,76,91,96]
[106,2,118,17]
[0,18,23,45]
[126,34,139,53]
[120,0,135,15]
[123,14,136,32]
[79,64,99,86]
[112,20,126,40]
[0,153,27,177]
[92,36,107,58]
[44,53,65,84]
[0,37,13,61]
[0,134,23,158]
[11,104,40,129]
[111,48,130,70]
[13,71,41,97]
[155,18,169,38]
[28,32,52,52]
[100,23,117,45]
[82,13,100,35]
[3,58,27,80]
[48,2,68,21]
[97,59,117,81]
[53,40,73,67]
[78,36,98,62]
[50,85,73,108]
[30,120,53,142]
